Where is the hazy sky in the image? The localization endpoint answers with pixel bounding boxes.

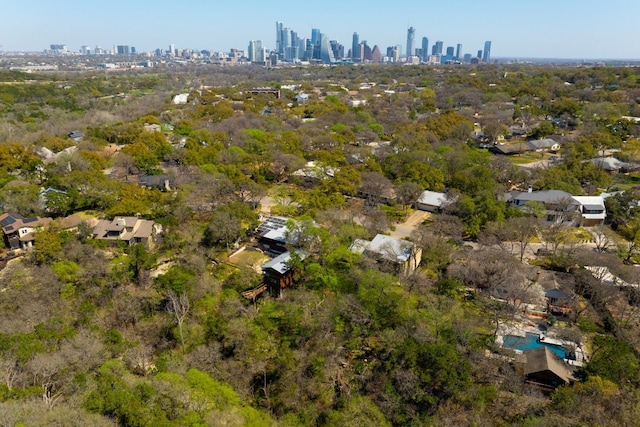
[3,0,640,59]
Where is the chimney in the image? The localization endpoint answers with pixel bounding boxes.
[528,185,533,193]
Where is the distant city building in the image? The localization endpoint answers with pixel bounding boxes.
[421,37,429,61]
[116,45,134,56]
[386,45,400,63]
[276,22,284,55]
[371,45,382,63]
[483,40,492,63]
[446,46,455,57]
[456,43,462,60]
[432,40,443,56]
[330,40,344,61]
[352,32,360,62]
[50,44,67,53]
[477,49,483,59]
[406,26,415,59]
[248,40,265,63]
[361,41,372,61]
[319,33,336,63]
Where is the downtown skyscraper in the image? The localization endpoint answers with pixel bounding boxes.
[352,32,360,62]
[406,27,415,59]
[483,41,492,63]
[421,37,429,60]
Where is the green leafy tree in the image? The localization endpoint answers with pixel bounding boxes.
[34,229,63,265]
[325,397,391,427]
[203,211,242,250]
[583,336,640,386]
[127,244,157,287]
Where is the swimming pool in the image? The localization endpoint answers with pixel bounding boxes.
[502,333,568,359]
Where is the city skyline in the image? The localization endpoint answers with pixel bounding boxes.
[3,0,640,59]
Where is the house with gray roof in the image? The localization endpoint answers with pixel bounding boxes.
[527,138,560,152]
[504,190,606,226]
[261,250,307,297]
[590,157,640,174]
[350,234,422,274]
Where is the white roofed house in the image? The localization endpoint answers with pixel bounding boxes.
[571,196,606,226]
[415,190,448,212]
[350,234,422,275]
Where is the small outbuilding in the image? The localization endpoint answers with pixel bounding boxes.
[524,347,575,390]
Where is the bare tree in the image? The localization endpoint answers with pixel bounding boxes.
[359,171,395,206]
[167,290,190,353]
[480,217,538,261]
[591,224,616,253]
[0,359,20,392]
[396,181,423,216]
[125,345,157,377]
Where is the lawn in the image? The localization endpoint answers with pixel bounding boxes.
[228,249,270,272]
[508,151,551,165]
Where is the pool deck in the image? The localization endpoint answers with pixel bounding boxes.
[496,322,585,366]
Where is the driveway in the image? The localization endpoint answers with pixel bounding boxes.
[390,210,431,239]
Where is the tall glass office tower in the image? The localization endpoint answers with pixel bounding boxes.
[352,32,360,62]
[483,41,492,63]
[421,37,429,60]
[406,27,415,58]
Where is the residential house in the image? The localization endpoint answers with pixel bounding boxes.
[590,157,640,174]
[571,196,606,226]
[255,216,296,257]
[507,124,530,138]
[261,250,307,297]
[527,138,560,152]
[139,175,176,191]
[143,123,161,132]
[357,183,397,206]
[291,161,336,188]
[0,213,52,250]
[505,189,606,226]
[293,93,309,104]
[545,288,573,316]
[489,142,534,156]
[415,190,448,212]
[348,99,367,107]
[350,234,422,274]
[92,216,160,247]
[505,189,579,225]
[524,347,575,391]
[57,214,90,234]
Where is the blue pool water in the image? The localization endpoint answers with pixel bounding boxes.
[502,333,568,359]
